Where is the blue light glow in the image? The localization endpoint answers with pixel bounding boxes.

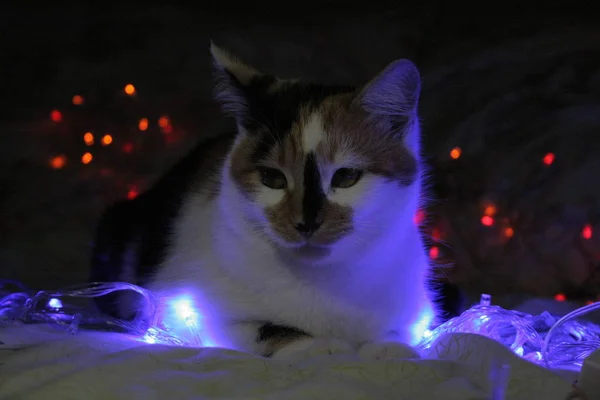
[48,298,63,309]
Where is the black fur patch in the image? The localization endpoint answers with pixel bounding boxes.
[257,322,310,357]
[302,152,325,231]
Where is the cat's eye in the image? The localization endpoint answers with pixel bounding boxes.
[331,168,363,188]
[258,167,287,189]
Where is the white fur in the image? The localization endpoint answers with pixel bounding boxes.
[301,113,324,152]
[146,113,435,357]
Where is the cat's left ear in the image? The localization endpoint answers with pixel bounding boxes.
[210,42,264,123]
[355,58,421,131]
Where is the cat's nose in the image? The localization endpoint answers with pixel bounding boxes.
[294,221,321,238]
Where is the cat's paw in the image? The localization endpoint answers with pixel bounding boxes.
[358,341,420,361]
[271,338,355,360]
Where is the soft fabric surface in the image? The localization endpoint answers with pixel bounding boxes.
[0,325,575,400]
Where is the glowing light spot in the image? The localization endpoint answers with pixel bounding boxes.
[158,116,170,128]
[504,227,514,238]
[174,298,194,320]
[49,155,67,169]
[410,306,434,346]
[429,246,439,259]
[515,346,524,356]
[484,204,496,216]
[101,134,113,146]
[83,132,94,146]
[586,300,595,305]
[582,224,593,240]
[127,188,139,200]
[138,118,149,131]
[122,142,134,153]
[81,152,93,164]
[413,209,425,225]
[554,293,566,302]
[124,84,136,95]
[50,110,62,122]
[72,95,84,105]
[481,215,494,227]
[48,298,63,309]
[431,228,441,241]
[450,147,461,159]
[423,329,433,338]
[543,152,555,165]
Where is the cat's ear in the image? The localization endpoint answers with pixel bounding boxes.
[210,42,262,122]
[355,59,421,126]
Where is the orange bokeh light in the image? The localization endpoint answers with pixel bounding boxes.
[83,132,94,146]
[543,152,555,165]
[50,110,62,122]
[481,215,494,226]
[138,118,149,131]
[554,293,566,302]
[582,224,593,240]
[72,95,84,105]
[484,204,497,216]
[158,116,170,128]
[49,155,67,169]
[504,227,514,238]
[101,134,113,146]
[450,147,462,159]
[81,152,93,164]
[429,246,439,259]
[124,84,136,95]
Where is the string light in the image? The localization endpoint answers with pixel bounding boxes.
[72,95,84,105]
[504,227,514,238]
[138,118,149,131]
[543,152,555,165]
[2,284,600,372]
[481,215,494,227]
[49,155,67,169]
[450,146,462,159]
[101,134,113,146]
[81,152,93,164]
[83,132,94,146]
[50,110,62,122]
[124,84,136,96]
[582,224,593,240]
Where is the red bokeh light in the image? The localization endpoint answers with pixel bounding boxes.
[481,215,494,226]
[122,143,134,153]
[50,110,62,122]
[127,188,139,200]
[429,246,439,259]
[543,152,555,165]
[582,224,593,240]
[554,293,566,302]
[413,209,425,226]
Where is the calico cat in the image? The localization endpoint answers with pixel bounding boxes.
[91,43,440,359]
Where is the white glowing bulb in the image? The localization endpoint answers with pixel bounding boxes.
[48,298,63,309]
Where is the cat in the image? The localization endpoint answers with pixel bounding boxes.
[90,42,440,359]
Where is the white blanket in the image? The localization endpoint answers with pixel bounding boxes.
[0,325,575,400]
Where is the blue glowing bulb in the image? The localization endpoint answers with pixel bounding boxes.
[48,298,63,309]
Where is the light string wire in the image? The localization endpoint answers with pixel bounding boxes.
[1,280,600,369]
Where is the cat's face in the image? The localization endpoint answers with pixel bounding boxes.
[212,44,422,262]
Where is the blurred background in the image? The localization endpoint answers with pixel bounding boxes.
[1,2,599,309]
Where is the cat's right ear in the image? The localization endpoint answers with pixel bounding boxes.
[210,42,261,123]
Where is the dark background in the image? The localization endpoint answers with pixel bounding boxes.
[1,2,600,308]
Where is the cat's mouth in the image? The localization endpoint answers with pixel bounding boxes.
[290,244,332,259]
